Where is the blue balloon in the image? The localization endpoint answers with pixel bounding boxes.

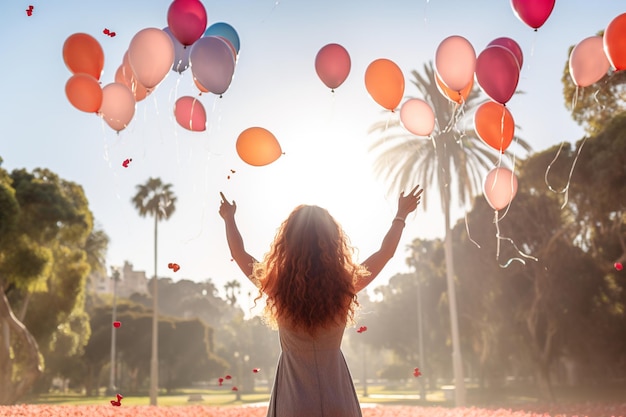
[203,22,240,54]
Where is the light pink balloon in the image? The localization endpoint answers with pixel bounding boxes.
[98,83,136,132]
[569,36,610,88]
[115,52,149,101]
[174,96,206,131]
[400,98,435,136]
[128,28,175,89]
[435,35,476,92]
[190,36,236,96]
[483,166,518,211]
[475,45,520,105]
[167,0,207,46]
[315,43,351,90]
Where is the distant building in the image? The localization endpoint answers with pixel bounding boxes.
[89,261,149,298]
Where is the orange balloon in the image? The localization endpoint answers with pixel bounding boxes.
[65,74,103,113]
[474,101,514,153]
[62,33,105,80]
[194,77,209,94]
[364,58,405,111]
[436,72,473,104]
[604,13,626,70]
[236,127,282,166]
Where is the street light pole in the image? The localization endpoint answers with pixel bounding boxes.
[107,267,120,395]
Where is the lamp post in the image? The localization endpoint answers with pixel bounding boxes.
[107,267,120,396]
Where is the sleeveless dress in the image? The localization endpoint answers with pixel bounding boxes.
[266,323,363,417]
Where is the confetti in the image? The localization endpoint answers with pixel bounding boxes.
[252,368,260,373]
[113,321,121,328]
[167,262,180,272]
[231,386,238,391]
[227,169,236,180]
[224,374,232,380]
[110,393,123,406]
[413,367,421,378]
[615,262,623,271]
[357,326,367,333]
[103,28,117,37]
[25,5,34,16]
[218,377,224,386]
[122,158,132,168]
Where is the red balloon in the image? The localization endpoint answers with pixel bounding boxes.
[604,13,626,71]
[167,0,208,46]
[475,46,520,105]
[488,37,523,70]
[315,43,351,91]
[174,96,206,131]
[510,0,555,30]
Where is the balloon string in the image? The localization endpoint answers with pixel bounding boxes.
[544,136,587,209]
[571,85,579,111]
[465,212,481,248]
[494,210,538,268]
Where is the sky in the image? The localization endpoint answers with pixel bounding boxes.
[0,1,622,302]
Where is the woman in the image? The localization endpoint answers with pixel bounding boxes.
[219,185,423,417]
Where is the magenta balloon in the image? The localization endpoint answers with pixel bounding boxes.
[174,96,206,131]
[434,35,476,92]
[98,83,136,132]
[483,166,518,211]
[475,46,520,105]
[190,36,236,95]
[510,0,555,30]
[569,36,610,88]
[167,0,208,46]
[315,43,351,90]
[400,99,435,137]
[128,28,174,89]
[488,37,524,70]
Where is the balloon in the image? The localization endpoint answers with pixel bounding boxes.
[174,96,206,131]
[488,37,524,70]
[167,0,208,46]
[434,35,476,92]
[315,43,351,91]
[190,36,236,95]
[483,166,518,211]
[128,28,175,89]
[204,22,240,54]
[435,72,473,104]
[163,26,191,73]
[510,0,555,30]
[364,58,405,111]
[65,74,102,113]
[194,77,209,94]
[400,99,435,136]
[474,101,515,153]
[569,36,610,87]
[475,45,520,105]
[115,52,149,101]
[236,127,282,166]
[62,33,104,80]
[604,13,626,70]
[98,83,136,132]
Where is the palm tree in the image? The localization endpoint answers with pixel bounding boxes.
[369,61,531,406]
[131,177,176,406]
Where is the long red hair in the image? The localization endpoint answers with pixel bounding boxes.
[253,205,367,335]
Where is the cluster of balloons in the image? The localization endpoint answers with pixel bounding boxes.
[63,0,241,133]
[569,12,626,88]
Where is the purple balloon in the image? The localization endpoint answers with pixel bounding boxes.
[163,27,191,73]
[190,36,236,96]
[475,45,520,105]
[488,37,523,70]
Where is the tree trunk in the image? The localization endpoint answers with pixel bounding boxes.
[0,290,42,405]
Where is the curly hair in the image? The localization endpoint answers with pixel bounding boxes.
[252,205,368,335]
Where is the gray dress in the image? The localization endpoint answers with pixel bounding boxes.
[266,323,363,417]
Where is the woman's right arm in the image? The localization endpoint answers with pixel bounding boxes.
[219,192,257,279]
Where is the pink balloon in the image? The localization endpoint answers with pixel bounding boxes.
[128,28,174,89]
[315,43,351,91]
[510,0,555,30]
[483,166,518,211]
[98,83,136,132]
[400,99,435,137]
[569,36,610,87]
[167,0,208,46]
[488,37,524,70]
[115,52,149,101]
[475,45,520,105]
[174,96,206,131]
[435,35,476,92]
[190,36,236,96]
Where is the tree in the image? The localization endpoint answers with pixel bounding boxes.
[368,61,532,405]
[131,177,176,405]
[0,164,97,404]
